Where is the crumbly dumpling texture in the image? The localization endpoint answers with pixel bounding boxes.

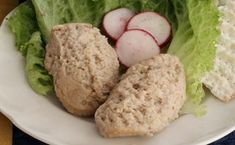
[45,23,119,116]
[202,0,235,102]
[95,54,186,138]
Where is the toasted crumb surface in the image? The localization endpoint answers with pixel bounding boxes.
[95,54,186,138]
[45,23,120,116]
[202,0,235,102]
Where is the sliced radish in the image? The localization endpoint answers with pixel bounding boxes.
[127,12,171,46]
[103,8,135,40]
[116,29,160,67]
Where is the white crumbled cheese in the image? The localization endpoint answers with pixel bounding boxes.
[202,0,235,102]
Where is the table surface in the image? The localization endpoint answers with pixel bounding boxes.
[0,1,17,145]
[0,1,235,145]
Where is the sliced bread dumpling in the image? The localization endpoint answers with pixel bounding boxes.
[45,23,120,116]
[95,54,186,137]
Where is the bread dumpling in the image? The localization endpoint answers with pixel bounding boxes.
[95,54,186,137]
[45,23,120,116]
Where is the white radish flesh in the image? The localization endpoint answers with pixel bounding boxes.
[103,8,135,40]
[127,12,171,46]
[116,29,160,67]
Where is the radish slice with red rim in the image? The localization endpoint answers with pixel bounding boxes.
[103,8,135,40]
[116,29,160,67]
[127,12,171,47]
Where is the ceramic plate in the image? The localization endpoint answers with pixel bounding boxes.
[0,10,235,145]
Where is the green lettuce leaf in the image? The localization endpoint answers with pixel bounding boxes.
[31,0,107,41]
[25,32,54,95]
[119,0,143,12]
[31,0,146,42]
[168,0,220,115]
[8,3,38,56]
[8,3,53,96]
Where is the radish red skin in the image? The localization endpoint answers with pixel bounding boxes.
[126,12,172,47]
[116,29,160,67]
[160,33,172,48]
[103,8,135,40]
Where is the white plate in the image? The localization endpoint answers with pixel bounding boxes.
[0,10,235,145]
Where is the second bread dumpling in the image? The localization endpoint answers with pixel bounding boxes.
[95,54,186,137]
[45,23,120,116]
